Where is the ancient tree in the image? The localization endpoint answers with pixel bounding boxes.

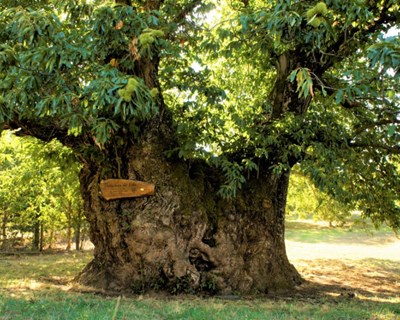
[0,0,399,294]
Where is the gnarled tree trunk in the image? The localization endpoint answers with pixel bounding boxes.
[76,128,302,294]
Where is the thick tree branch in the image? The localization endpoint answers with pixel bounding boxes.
[239,0,249,7]
[313,79,365,109]
[3,118,86,149]
[313,74,399,112]
[115,0,132,6]
[321,1,400,72]
[348,142,400,154]
[354,119,400,136]
[173,0,202,24]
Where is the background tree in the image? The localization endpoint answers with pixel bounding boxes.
[0,131,84,251]
[0,0,398,294]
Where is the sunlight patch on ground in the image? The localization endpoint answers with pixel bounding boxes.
[286,218,400,260]
[286,240,400,260]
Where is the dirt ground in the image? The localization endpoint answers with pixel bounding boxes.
[285,231,400,302]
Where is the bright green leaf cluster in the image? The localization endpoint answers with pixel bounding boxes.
[306,2,328,28]
[118,78,139,102]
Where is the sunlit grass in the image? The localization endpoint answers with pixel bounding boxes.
[1,293,399,319]
[0,251,92,298]
[285,219,397,244]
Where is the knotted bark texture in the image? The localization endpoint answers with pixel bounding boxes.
[76,132,302,295]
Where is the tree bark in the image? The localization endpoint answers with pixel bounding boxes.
[80,224,88,250]
[75,223,81,251]
[65,201,72,251]
[48,230,54,249]
[39,222,44,252]
[66,225,72,251]
[76,130,302,294]
[1,211,7,250]
[32,218,40,251]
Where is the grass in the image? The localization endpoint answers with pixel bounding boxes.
[285,220,397,244]
[1,290,399,320]
[0,221,399,320]
[0,252,90,289]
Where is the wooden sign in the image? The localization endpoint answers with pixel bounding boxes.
[100,179,155,200]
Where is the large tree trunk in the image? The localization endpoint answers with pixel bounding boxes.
[73,7,302,293]
[76,130,302,294]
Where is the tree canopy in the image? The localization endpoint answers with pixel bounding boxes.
[174,0,400,227]
[1,0,398,228]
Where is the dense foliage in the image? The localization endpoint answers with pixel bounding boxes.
[287,166,353,226]
[166,0,400,228]
[0,0,399,230]
[0,131,85,251]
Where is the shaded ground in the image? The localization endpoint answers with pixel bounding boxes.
[285,220,400,303]
[0,220,398,304]
[0,252,91,299]
[286,259,400,303]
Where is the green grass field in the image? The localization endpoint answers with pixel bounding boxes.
[0,220,399,320]
[285,220,396,244]
[1,293,399,320]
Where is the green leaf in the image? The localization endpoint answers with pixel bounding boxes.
[388,125,396,137]
[240,15,248,31]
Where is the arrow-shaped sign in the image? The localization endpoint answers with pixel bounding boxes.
[100,179,155,200]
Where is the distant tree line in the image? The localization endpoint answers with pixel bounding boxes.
[287,168,353,227]
[0,131,87,252]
